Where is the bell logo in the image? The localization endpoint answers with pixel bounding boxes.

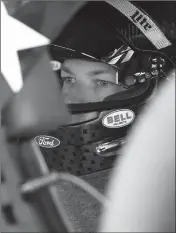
[102,109,135,128]
[130,10,152,31]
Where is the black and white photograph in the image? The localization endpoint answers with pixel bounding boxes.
[1,1,175,232]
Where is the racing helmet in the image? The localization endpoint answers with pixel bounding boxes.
[41,1,175,175]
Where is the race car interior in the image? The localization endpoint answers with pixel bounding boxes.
[1,1,175,232]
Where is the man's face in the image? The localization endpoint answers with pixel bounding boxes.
[61,59,125,104]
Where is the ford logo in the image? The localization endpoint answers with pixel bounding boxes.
[102,109,135,128]
[34,135,60,148]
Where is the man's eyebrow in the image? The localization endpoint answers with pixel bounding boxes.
[88,69,110,76]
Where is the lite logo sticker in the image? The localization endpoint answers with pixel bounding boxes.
[34,135,60,148]
[130,10,152,31]
[105,0,171,50]
[102,109,135,128]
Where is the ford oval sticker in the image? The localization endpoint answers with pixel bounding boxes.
[34,135,60,148]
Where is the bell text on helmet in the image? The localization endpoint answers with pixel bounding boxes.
[102,109,135,128]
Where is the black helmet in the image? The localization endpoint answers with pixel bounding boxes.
[39,1,176,175]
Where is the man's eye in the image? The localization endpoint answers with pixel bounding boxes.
[95,80,112,87]
[62,77,76,84]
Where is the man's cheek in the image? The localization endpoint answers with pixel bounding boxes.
[77,84,97,102]
[96,87,114,101]
[62,84,79,103]
[63,87,94,103]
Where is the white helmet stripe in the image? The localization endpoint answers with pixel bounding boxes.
[121,50,134,63]
[108,54,124,65]
[105,0,172,50]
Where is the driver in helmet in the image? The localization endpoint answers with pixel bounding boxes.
[41,1,169,176]
[43,55,128,175]
[60,58,125,125]
[43,43,148,176]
